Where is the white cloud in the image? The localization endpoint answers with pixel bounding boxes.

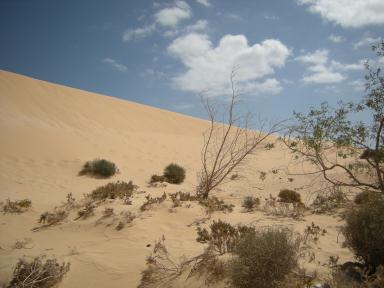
[168,33,290,96]
[353,34,381,49]
[349,79,365,91]
[296,49,364,84]
[196,0,211,7]
[328,34,346,43]
[122,24,156,42]
[297,0,384,28]
[163,19,208,38]
[155,0,191,27]
[101,58,128,72]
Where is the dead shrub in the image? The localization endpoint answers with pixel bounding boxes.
[35,209,68,230]
[7,255,70,288]
[2,199,31,214]
[198,196,234,214]
[262,195,305,219]
[88,181,136,201]
[140,193,167,212]
[169,191,198,208]
[242,196,260,212]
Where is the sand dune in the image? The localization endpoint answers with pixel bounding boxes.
[0,70,353,287]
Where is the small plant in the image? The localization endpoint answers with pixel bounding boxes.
[198,196,234,214]
[278,189,301,204]
[264,143,275,150]
[2,199,31,213]
[79,159,117,178]
[140,193,167,211]
[288,177,294,182]
[88,181,136,201]
[242,196,260,211]
[163,163,186,184]
[230,228,299,288]
[196,220,255,254]
[7,255,70,288]
[272,169,279,174]
[343,198,384,270]
[259,171,267,181]
[230,174,239,180]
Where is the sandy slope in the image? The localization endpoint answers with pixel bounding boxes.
[0,70,354,287]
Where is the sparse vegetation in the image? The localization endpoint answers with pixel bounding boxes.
[259,171,267,181]
[79,159,117,178]
[149,174,167,184]
[75,203,95,220]
[163,163,186,184]
[311,186,347,214]
[303,222,327,244]
[242,196,260,211]
[278,189,302,203]
[354,190,381,205]
[263,195,305,219]
[198,196,234,214]
[140,193,167,211]
[196,220,255,254]
[229,228,299,288]
[7,255,70,288]
[169,191,198,208]
[2,199,31,213]
[264,143,275,150]
[88,181,136,201]
[36,209,68,229]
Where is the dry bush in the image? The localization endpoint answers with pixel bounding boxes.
[354,190,381,205]
[35,209,68,230]
[262,195,305,219]
[88,181,136,201]
[169,191,198,208]
[2,199,31,214]
[311,186,347,214]
[259,171,267,181]
[264,143,275,150]
[198,196,234,214]
[138,237,191,288]
[278,189,302,204]
[196,220,255,255]
[75,203,95,220]
[149,175,167,185]
[229,228,300,288]
[303,222,327,244]
[7,255,70,288]
[140,193,167,212]
[242,196,260,212]
[115,211,136,230]
[328,265,384,288]
[79,159,117,178]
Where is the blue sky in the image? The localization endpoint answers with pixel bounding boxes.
[0,0,383,122]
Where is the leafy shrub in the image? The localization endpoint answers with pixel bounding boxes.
[354,190,380,205]
[264,143,275,150]
[242,196,260,211]
[163,163,186,184]
[230,228,299,288]
[278,189,301,203]
[196,220,255,254]
[79,159,117,178]
[343,198,384,269]
[140,193,167,211]
[2,199,31,213]
[7,255,70,288]
[88,181,136,201]
[198,196,234,214]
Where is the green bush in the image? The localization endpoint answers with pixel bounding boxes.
[7,256,70,288]
[278,189,301,204]
[88,181,136,201]
[242,196,260,211]
[343,198,384,269]
[354,190,380,205]
[230,228,299,288]
[163,163,185,184]
[79,159,117,178]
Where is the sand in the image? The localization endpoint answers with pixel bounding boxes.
[0,70,354,287]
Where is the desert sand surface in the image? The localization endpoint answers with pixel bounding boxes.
[0,70,354,287]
